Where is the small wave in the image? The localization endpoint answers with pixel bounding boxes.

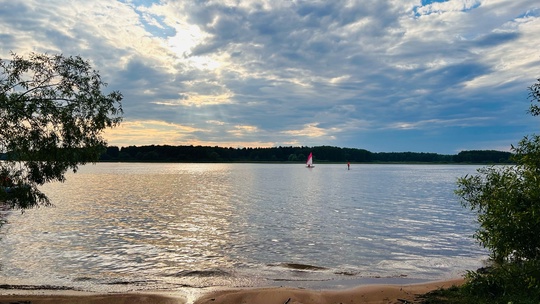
[170,269,231,278]
[272,278,331,282]
[105,280,155,285]
[272,263,328,271]
[73,277,95,282]
[0,284,75,290]
[334,271,358,276]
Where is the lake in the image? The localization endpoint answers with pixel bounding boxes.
[0,163,487,293]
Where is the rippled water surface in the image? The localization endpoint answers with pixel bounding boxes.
[0,163,487,292]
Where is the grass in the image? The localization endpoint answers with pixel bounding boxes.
[417,269,540,304]
[417,285,473,304]
[419,286,540,304]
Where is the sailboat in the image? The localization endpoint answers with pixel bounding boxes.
[306,152,315,168]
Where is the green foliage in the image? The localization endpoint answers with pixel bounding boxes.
[456,80,540,264]
[103,145,374,163]
[462,261,540,303]
[419,285,474,304]
[454,78,540,302]
[99,144,510,164]
[0,52,122,210]
[527,78,540,116]
[456,164,540,263]
[454,150,513,163]
[421,274,540,304]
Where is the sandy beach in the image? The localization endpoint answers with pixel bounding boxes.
[0,278,464,304]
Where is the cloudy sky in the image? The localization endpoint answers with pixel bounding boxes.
[1,0,539,153]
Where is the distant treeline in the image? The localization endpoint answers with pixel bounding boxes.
[99,145,514,164]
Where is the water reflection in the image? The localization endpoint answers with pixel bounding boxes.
[0,163,487,291]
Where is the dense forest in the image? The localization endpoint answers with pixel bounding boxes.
[99,145,513,164]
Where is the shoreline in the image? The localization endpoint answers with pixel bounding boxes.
[0,277,465,304]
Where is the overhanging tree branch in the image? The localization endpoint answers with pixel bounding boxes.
[0,52,123,210]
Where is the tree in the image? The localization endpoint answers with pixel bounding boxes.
[455,79,540,300]
[456,79,540,263]
[0,52,123,210]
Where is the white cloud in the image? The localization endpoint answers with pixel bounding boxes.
[1,0,539,153]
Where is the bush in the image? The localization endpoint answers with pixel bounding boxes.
[454,79,540,303]
[462,260,540,303]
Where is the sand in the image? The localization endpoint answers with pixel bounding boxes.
[0,293,181,304]
[0,278,464,304]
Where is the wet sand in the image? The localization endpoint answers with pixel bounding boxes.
[0,278,464,304]
[0,293,181,304]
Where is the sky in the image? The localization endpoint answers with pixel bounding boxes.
[1,0,539,154]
